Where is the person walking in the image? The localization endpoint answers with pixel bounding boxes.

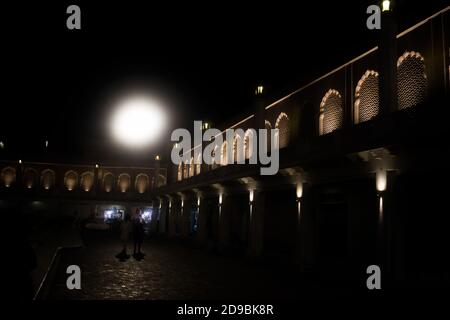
[120,213,133,256]
[133,209,145,256]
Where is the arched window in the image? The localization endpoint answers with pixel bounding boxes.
[189,157,194,177]
[397,51,427,110]
[195,153,201,175]
[103,172,114,192]
[80,171,94,192]
[118,173,131,193]
[319,89,343,135]
[156,174,167,187]
[183,161,188,178]
[212,145,219,169]
[135,173,149,194]
[355,70,379,123]
[1,167,16,188]
[64,171,78,191]
[233,134,243,163]
[244,129,255,160]
[41,169,55,190]
[177,163,182,181]
[275,112,290,149]
[23,168,38,189]
[221,141,228,166]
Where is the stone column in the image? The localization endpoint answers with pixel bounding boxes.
[298,183,314,271]
[377,171,399,287]
[247,191,265,258]
[158,198,168,235]
[170,199,181,237]
[218,194,231,252]
[181,198,193,237]
[379,8,398,114]
[196,196,208,245]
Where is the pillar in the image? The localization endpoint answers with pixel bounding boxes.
[377,170,399,287]
[170,199,181,237]
[218,194,231,252]
[379,6,398,114]
[247,191,265,258]
[298,183,314,271]
[158,198,168,235]
[196,196,208,245]
[181,198,193,237]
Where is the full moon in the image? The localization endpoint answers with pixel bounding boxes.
[111,96,166,147]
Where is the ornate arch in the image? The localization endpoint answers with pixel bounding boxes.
[103,172,114,192]
[1,167,16,188]
[135,173,149,194]
[319,89,343,135]
[64,170,78,191]
[41,169,55,190]
[355,70,379,123]
[177,163,183,181]
[397,51,427,110]
[244,129,255,160]
[118,173,131,193]
[221,141,228,166]
[80,171,94,192]
[275,112,290,149]
[23,167,38,189]
[189,157,194,177]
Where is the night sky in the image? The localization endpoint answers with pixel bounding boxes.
[2,0,447,165]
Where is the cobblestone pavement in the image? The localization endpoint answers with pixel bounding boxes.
[49,231,299,300]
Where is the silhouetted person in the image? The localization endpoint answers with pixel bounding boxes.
[119,214,133,257]
[133,209,145,256]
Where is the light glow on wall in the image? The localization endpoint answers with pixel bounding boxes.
[376,167,387,192]
[296,182,303,199]
[379,196,384,224]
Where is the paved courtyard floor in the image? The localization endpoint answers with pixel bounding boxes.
[48,231,300,300]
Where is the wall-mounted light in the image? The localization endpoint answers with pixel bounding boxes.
[45,140,49,148]
[0,141,5,149]
[18,159,22,164]
[197,197,201,207]
[181,199,184,208]
[219,194,223,205]
[382,0,391,12]
[169,201,172,209]
[249,189,254,203]
[155,155,161,161]
[255,85,264,95]
[376,167,387,192]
